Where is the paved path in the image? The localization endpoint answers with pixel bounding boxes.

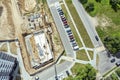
[7,42,11,53]
[17,42,31,80]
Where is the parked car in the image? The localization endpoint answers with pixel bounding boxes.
[61,16,66,21]
[35,76,39,80]
[110,58,115,63]
[63,20,67,23]
[64,25,69,28]
[73,46,79,51]
[59,11,64,15]
[95,36,99,41]
[69,35,74,39]
[66,71,70,76]
[116,61,120,66]
[72,43,77,47]
[67,29,71,32]
[70,38,75,42]
[67,32,72,35]
[64,23,68,26]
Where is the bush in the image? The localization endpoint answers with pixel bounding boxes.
[79,0,88,4]
[104,36,120,55]
[86,3,94,12]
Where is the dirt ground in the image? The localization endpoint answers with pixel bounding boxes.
[43,1,64,58]
[0,0,15,40]
[0,0,64,75]
[18,0,36,13]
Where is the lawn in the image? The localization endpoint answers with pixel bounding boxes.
[81,0,120,41]
[88,51,94,60]
[76,50,89,61]
[110,73,119,80]
[115,68,120,77]
[71,63,85,75]
[65,0,94,48]
[61,4,82,47]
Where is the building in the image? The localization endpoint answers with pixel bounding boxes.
[0,51,18,80]
[25,30,54,69]
[34,31,53,64]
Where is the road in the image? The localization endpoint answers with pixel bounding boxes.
[33,61,73,80]
[72,0,103,48]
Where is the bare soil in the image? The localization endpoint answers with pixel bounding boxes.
[0,0,15,40]
[9,42,17,54]
[0,43,7,52]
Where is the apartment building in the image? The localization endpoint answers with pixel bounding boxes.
[0,51,17,80]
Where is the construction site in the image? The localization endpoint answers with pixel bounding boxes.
[0,0,64,75]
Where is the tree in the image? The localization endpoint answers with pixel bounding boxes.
[86,3,94,12]
[115,68,120,77]
[74,64,96,80]
[110,73,119,80]
[64,64,96,80]
[109,0,120,12]
[104,36,120,55]
[79,0,88,4]
[96,0,102,3]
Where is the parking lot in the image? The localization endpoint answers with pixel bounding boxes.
[55,2,79,51]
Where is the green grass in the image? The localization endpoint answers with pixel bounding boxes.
[110,73,119,80]
[61,4,82,47]
[88,51,94,60]
[76,50,89,61]
[82,0,120,41]
[96,54,99,66]
[65,0,93,48]
[115,68,120,77]
[71,63,85,75]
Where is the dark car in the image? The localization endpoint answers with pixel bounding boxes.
[72,43,77,47]
[70,38,75,42]
[57,9,62,12]
[110,58,115,63]
[66,71,70,76]
[59,11,64,15]
[69,35,74,39]
[116,61,120,66]
[64,23,68,26]
[61,16,66,21]
[65,25,69,28]
[35,77,39,80]
[68,32,72,35]
[66,28,72,33]
[95,36,99,41]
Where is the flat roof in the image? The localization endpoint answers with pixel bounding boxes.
[34,31,53,63]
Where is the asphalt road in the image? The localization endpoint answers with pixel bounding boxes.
[98,51,120,75]
[72,0,103,48]
[36,61,72,80]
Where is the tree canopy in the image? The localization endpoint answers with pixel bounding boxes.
[104,36,120,55]
[85,3,94,12]
[79,0,88,4]
[64,64,96,80]
[96,0,102,3]
[110,0,120,12]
